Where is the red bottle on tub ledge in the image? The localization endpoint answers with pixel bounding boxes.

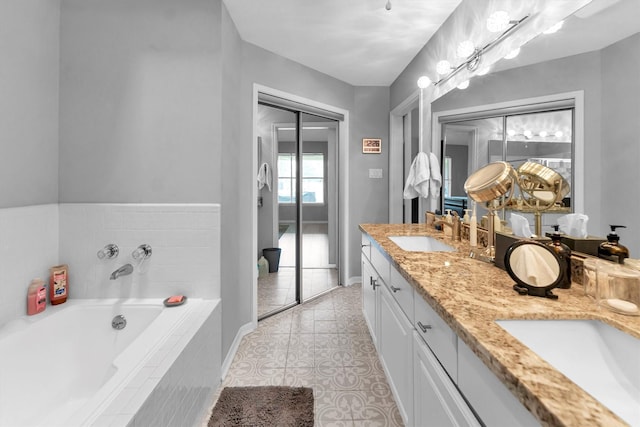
[49,264,68,305]
[27,278,47,315]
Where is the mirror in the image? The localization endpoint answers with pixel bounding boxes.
[434,0,640,256]
[505,240,564,299]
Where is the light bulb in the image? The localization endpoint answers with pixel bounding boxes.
[523,130,533,139]
[543,20,563,34]
[487,11,510,33]
[457,40,475,58]
[417,76,431,89]
[555,130,564,138]
[539,131,548,138]
[507,129,516,137]
[504,47,520,59]
[457,80,470,90]
[436,60,451,75]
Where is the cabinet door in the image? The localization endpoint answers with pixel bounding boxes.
[458,338,540,427]
[379,285,414,426]
[362,256,379,346]
[413,332,480,427]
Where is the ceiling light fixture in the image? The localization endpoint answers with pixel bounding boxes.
[487,11,518,33]
[417,76,432,89]
[457,40,476,58]
[429,14,529,89]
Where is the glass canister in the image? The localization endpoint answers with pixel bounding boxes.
[582,258,599,298]
[597,264,640,316]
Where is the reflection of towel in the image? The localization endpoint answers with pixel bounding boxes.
[428,152,442,199]
[510,244,559,287]
[257,163,272,191]
[403,152,430,199]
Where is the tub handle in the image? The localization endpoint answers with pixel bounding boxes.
[132,244,152,261]
[97,244,119,260]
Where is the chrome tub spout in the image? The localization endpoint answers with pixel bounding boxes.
[110,263,134,280]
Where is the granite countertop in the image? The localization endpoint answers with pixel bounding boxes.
[359,223,640,427]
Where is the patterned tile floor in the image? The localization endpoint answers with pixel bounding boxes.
[207,284,403,426]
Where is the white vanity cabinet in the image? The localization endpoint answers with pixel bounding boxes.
[458,339,540,427]
[361,255,379,346]
[379,283,414,425]
[413,331,480,427]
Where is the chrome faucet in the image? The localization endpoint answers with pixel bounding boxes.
[110,264,134,280]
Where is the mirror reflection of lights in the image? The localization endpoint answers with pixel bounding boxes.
[457,80,470,90]
[475,66,491,76]
[523,130,533,139]
[504,47,520,59]
[538,131,548,138]
[555,130,564,138]
[507,129,516,137]
[543,20,564,34]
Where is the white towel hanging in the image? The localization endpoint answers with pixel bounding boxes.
[257,162,272,192]
[403,152,431,199]
[428,152,442,199]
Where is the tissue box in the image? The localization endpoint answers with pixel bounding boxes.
[544,233,606,257]
[494,232,551,270]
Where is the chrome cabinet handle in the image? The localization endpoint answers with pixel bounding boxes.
[362,243,370,248]
[390,286,401,293]
[417,321,432,333]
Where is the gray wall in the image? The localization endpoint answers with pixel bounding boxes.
[601,33,640,257]
[59,0,222,203]
[0,0,59,208]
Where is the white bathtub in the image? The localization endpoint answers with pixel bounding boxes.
[0,298,221,427]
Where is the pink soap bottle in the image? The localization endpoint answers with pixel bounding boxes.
[27,278,47,315]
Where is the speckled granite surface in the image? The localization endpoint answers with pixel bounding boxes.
[360,223,640,427]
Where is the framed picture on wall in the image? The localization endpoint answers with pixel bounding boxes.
[362,138,381,154]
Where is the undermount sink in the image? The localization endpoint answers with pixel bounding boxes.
[496,319,640,426]
[388,235,455,252]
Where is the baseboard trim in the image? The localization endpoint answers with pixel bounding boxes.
[346,276,362,286]
[221,321,255,379]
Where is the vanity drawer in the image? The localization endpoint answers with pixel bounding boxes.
[389,267,414,320]
[413,290,458,381]
[371,244,390,286]
[361,233,371,261]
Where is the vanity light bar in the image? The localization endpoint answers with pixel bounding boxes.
[435,14,529,88]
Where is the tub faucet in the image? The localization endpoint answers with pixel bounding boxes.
[110,264,134,280]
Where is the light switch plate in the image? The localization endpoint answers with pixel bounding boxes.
[369,168,383,178]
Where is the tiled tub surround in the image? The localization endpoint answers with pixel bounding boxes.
[0,298,220,426]
[59,203,221,300]
[360,223,640,427]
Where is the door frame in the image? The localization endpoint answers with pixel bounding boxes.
[252,84,350,324]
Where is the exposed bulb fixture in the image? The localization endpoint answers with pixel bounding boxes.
[385,0,392,11]
[543,20,564,34]
[457,40,475,58]
[523,130,533,139]
[555,130,564,138]
[417,76,432,89]
[507,129,516,137]
[487,11,516,33]
[436,60,452,75]
[538,131,548,138]
[504,47,520,59]
[457,80,470,90]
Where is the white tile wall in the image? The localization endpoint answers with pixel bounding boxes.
[59,204,221,300]
[0,204,59,327]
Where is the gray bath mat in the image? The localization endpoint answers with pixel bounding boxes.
[208,386,314,427]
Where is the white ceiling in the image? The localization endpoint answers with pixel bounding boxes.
[224,0,640,87]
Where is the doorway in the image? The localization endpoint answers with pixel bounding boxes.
[256,103,340,319]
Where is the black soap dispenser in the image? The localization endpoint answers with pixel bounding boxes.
[598,225,630,264]
[547,225,572,288]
